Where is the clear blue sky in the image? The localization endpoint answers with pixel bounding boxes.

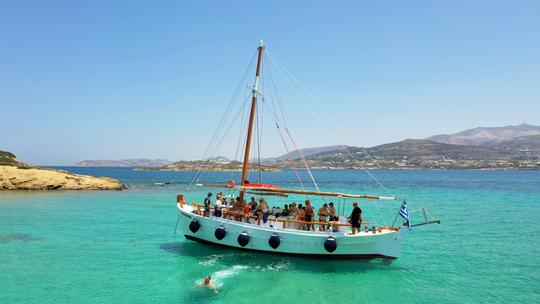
[1,1,539,165]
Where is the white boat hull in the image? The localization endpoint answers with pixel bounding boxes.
[177,204,407,259]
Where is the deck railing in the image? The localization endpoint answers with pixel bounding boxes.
[185,203,398,232]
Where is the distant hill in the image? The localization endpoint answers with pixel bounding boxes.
[270,145,349,161]
[480,135,540,158]
[207,156,229,161]
[427,123,540,146]
[0,150,23,166]
[75,159,173,167]
[306,139,511,163]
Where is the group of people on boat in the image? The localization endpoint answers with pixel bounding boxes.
[194,192,363,233]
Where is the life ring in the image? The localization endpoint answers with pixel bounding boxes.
[227,180,235,188]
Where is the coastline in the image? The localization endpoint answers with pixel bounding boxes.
[132,165,539,172]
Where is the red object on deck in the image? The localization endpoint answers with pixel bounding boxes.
[245,183,280,189]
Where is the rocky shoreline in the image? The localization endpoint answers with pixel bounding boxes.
[0,166,125,191]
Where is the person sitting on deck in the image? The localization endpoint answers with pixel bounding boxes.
[232,199,244,221]
[304,200,315,231]
[221,197,227,215]
[249,197,258,211]
[281,204,289,217]
[349,201,362,235]
[259,198,270,223]
[242,201,250,222]
[254,209,263,225]
[203,192,212,217]
[229,197,236,209]
[289,203,297,218]
[318,203,329,231]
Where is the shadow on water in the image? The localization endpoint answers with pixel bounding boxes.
[160,241,398,274]
[0,233,41,243]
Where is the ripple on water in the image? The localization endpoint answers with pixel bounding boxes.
[0,233,41,243]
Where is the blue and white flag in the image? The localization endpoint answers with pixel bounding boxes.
[399,200,409,226]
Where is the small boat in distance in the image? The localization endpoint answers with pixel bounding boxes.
[175,41,435,259]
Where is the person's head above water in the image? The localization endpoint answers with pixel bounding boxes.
[203,275,211,285]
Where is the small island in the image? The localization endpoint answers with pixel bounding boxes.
[0,151,125,191]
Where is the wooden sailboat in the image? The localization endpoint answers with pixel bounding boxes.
[175,41,414,259]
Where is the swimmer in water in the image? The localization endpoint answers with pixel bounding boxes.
[200,275,219,294]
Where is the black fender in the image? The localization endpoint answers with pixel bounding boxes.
[237,231,250,247]
[189,219,200,233]
[324,236,337,253]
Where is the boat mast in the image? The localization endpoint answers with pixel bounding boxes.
[239,40,264,202]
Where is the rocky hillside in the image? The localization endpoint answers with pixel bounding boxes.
[305,139,511,163]
[0,150,23,166]
[270,145,349,161]
[427,123,540,146]
[480,135,540,158]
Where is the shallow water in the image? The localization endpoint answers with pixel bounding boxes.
[1,168,539,303]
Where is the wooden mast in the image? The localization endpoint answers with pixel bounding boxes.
[239,41,264,202]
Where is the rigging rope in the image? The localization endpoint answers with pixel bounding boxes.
[266,49,395,199]
[187,49,258,192]
[262,52,323,201]
[266,49,390,224]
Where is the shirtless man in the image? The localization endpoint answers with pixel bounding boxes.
[317,203,329,231]
[328,202,337,221]
[304,200,315,231]
[233,199,244,221]
[328,202,338,231]
[297,204,305,230]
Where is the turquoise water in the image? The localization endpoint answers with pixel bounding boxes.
[1,168,539,303]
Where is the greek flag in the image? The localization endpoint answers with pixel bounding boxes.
[399,200,409,226]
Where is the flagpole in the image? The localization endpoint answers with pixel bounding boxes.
[391,212,400,227]
[392,199,405,227]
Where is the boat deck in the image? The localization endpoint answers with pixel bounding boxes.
[179,203,398,236]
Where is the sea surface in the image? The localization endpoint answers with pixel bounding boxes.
[1,168,539,303]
